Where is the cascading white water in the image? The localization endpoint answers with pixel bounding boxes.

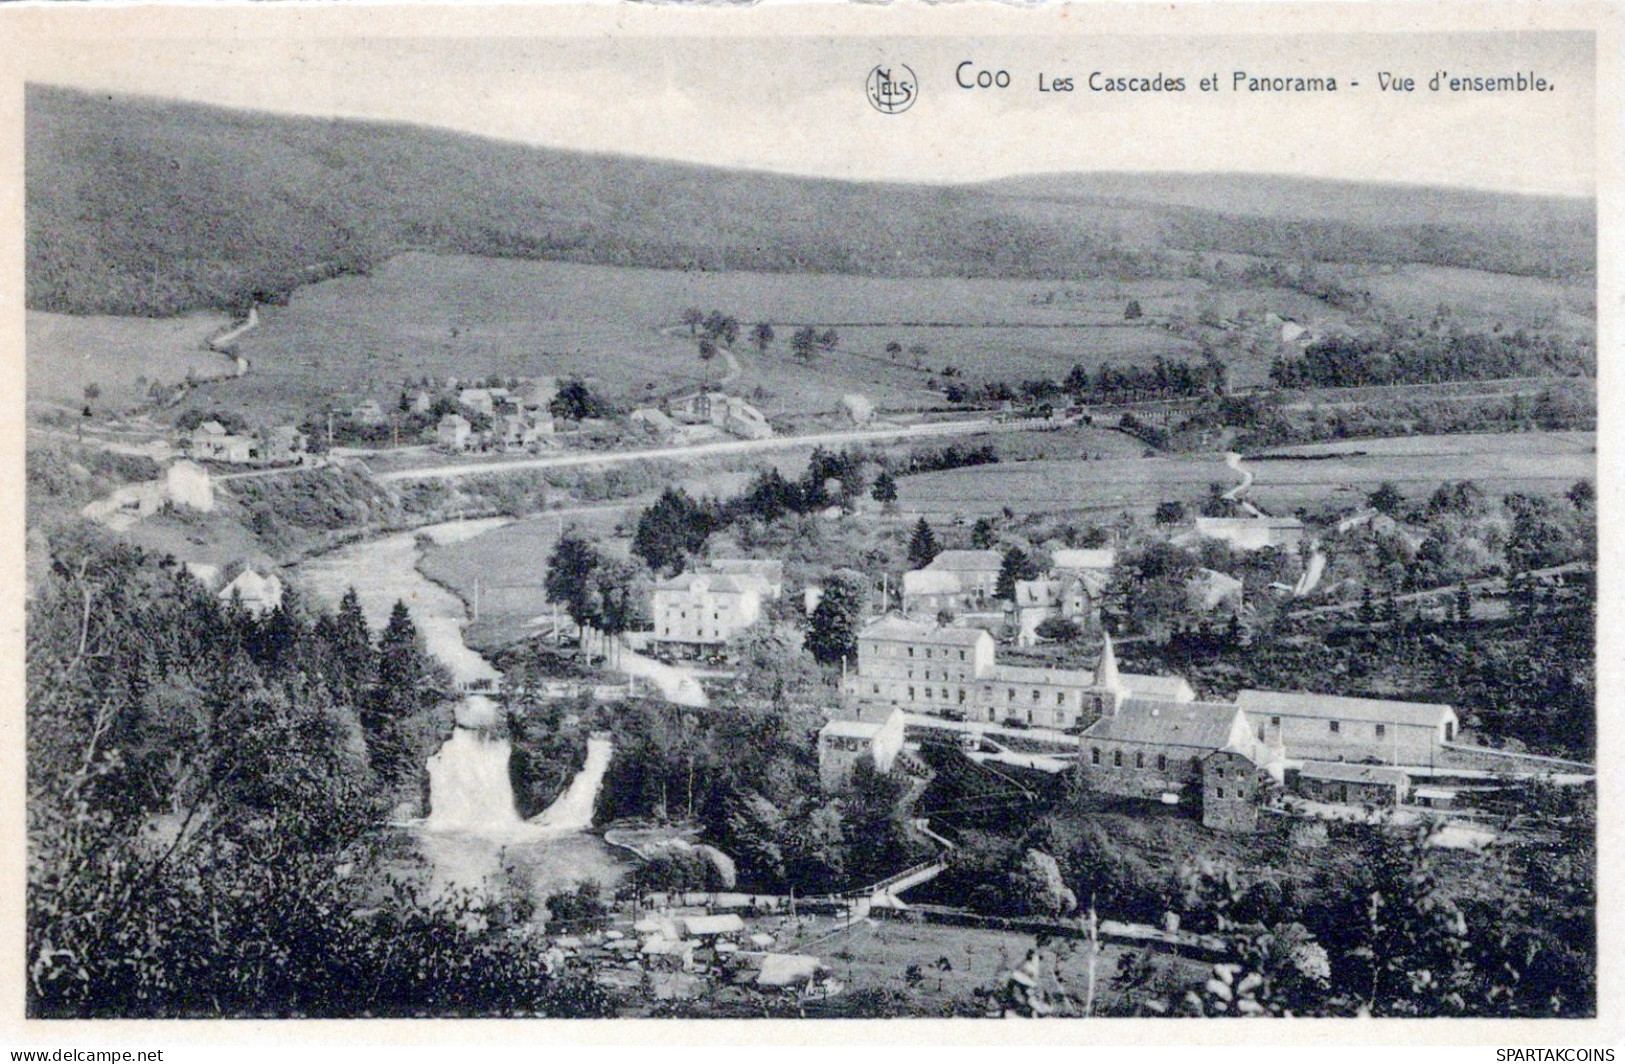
[425,728,523,832]
[295,522,619,854]
[532,737,614,831]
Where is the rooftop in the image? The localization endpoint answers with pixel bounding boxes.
[1051,548,1117,570]
[653,572,758,595]
[1296,761,1412,787]
[859,616,994,647]
[820,719,886,740]
[925,550,1004,572]
[1238,689,1455,728]
[990,662,1097,687]
[903,570,963,595]
[1120,673,1197,702]
[1013,578,1062,607]
[1083,698,1246,753]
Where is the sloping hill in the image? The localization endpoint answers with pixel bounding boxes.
[26,84,1595,318]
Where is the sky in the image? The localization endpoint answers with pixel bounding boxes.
[14,12,1598,197]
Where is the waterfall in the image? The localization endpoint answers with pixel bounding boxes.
[424,693,614,837]
[425,728,522,832]
[532,737,614,831]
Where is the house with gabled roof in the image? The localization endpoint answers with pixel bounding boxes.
[1051,548,1116,574]
[902,549,1003,616]
[818,709,906,792]
[1289,761,1412,807]
[1079,696,1265,802]
[219,568,284,616]
[651,572,765,654]
[189,421,259,464]
[845,616,997,716]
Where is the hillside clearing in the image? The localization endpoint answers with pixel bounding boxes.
[897,431,1595,518]
[28,311,239,412]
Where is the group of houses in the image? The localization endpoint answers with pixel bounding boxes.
[900,548,1117,646]
[187,421,309,467]
[629,391,774,444]
[837,615,1461,833]
[556,908,841,1002]
[433,378,559,453]
[840,617,1191,731]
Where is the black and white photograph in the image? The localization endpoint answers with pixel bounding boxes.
[9,3,1612,1038]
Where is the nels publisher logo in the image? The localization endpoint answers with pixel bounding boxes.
[866,64,917,114]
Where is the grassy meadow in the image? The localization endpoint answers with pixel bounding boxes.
[1242,431,1596,512]
[27,310,238,412]
[189,253,1218,422]
[896,430,1594,519]
[158,247,1596,430]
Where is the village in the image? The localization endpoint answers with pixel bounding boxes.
[47,303,1599,1015]
[438,490,1592,1009]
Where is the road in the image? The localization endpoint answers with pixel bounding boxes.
[374,415,1049,483]
[1223,449,1326,597]
[1285,560,1589,620]
[659,323,743,389]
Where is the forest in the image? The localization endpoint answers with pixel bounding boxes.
[25,528,610,1017]
[27,85,1594,317]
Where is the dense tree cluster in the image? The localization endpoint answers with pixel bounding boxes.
[1269,329,1591,390]
[27,531,620,1016]
[806,570,868,666]
[547,531,649,634]
[593,700,923,895]
[1063,354,1228,405]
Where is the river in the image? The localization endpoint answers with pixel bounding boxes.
[293,518,630,907]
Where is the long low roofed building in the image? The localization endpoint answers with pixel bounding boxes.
[1237,689,1458,766]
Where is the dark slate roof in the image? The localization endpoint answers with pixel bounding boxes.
[925,550,1004,573]
[1081,699,1244,753]
[858,616,993,647]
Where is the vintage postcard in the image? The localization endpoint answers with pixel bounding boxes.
[1,0,1616,1050]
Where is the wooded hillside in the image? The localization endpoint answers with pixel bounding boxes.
[27,85,1595,317]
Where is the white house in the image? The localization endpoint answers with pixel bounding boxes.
[219,569,284,616]
[437,414,472,452]
[650,573,765,654]
[190,422,258,464]
[902,550,1003,615]
[164,460,214,513]
[818,709,906,792]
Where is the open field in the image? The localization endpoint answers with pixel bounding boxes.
[191,254,1217,423]
[1344,263,1594,335]
[27,310,239,412]
[52,250,1593,434]
[897,430,1594,519]
[1242,431,1595,512]
[898,452,1234,518]
[419,503,641,648]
